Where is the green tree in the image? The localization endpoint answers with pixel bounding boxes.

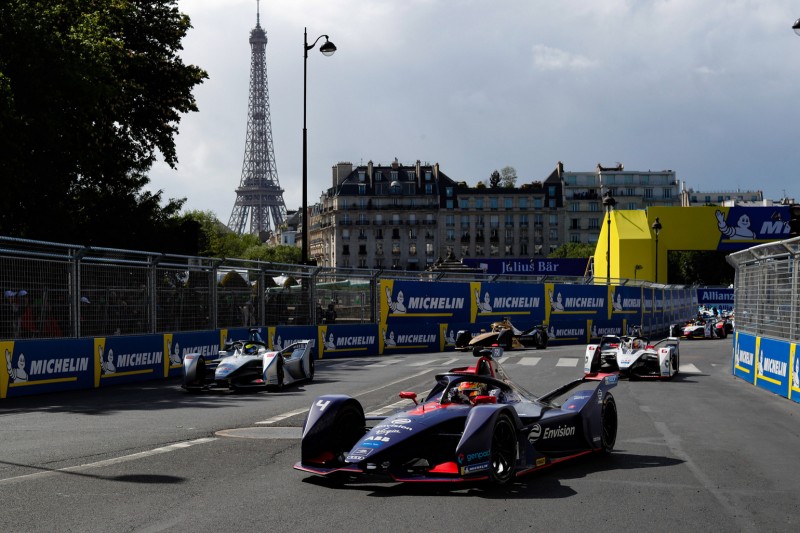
[549,242,595,258]
[489,170,501,188]
[0,1,207,248]
[500,166,517,188]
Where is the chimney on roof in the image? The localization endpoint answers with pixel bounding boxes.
[434,162,439,180]
[416,160,421,187]
[333,161,353,186]
[392,157,399,169]
[367,160,373,187]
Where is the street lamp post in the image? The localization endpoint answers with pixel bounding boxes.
[652,217,662,283]
[602,190,616,284]
[302,28,336,267]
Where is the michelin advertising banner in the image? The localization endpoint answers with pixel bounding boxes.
[714,205,792,251]
[2,338,95,398]
[382,280,470,324]
[469,282,546,324]
[164,330,223,378]
[316,324,377,359]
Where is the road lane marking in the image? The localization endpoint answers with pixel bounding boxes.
[556,358,579,367]
[680,363,702,374]
[518,357,541,366]
[257,407,309,425]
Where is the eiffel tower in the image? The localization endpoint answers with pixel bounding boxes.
[228,1,286,236]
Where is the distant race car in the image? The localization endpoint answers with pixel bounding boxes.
[455,318,548,351]
[681,317,727,339]
[584,333,680,379]
[182,328,315,392]
[294,348,619,485]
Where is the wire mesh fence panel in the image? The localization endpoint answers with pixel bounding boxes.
[79,263,150,337]
[1,255,73,339]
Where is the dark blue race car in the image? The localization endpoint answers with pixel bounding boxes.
[294,353,619,486]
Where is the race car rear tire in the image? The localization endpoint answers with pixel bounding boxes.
[489,414,517,486]
[672,352,680,375]
[600,394,618,453]
[307,356,315,381]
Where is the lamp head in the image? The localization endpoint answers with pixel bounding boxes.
[793,18,800,36]
[320,39,337,56]
[602,190,616,209]
[652,217,662,235]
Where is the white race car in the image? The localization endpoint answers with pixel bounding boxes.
[584,334,680,379]
[182,329,315,392]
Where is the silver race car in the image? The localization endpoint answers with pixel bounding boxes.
[584,333,680,379]
[182,329,315,392]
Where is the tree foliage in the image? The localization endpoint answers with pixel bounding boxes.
[0,1,207,249]
[549,242,596,258]
[489,170,501,188]
[500,166,517,188]
[181,210,301,264]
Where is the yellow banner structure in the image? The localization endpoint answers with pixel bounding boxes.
[594,205,794,283]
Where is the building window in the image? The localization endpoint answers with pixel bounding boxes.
[570,234,581,243]
[549,214,558,225]
[461,245,469,257]
[570,218,580,230]
[425,183,433,194]
[504,197,513,209]
[505,214,514,227]
[549,229,558,240]
[446,199,453,209]
[625,187,635,197]
[662,188,672,199]
[589,202,599,212]
[446,187,453,197]
[490,198,499,210]
[376,242,383,255]
[490,244,499,256]
[476,198,484,209]
[534,197,543,209]
[358,244,367,255]
[342,245,350,255]
[408,228,417,239]
[644,188,653,199]
[519,198,528,209]
[358,171,365,182]
[446,229,455,242]
[342,229,350,239]
[461,215,470,228]
[589,218,600,230]
[490,215,499,229]
[446,215,455,226]
[409,243,417,255]
[359,184,366,195]
[459,198,468,209]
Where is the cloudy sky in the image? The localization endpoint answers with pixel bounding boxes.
[148,0,800,223]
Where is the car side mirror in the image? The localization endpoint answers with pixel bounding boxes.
[399,391,418,405]
[473,395,497,405]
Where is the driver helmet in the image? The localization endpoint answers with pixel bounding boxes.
[458,381,487,401]
[243,343,258,355]
[632,339,642,349]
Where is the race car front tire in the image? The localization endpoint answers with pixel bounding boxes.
[489,414,517,485]
[600,394,618,453]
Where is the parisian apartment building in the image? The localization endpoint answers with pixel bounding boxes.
[295,158,765,270]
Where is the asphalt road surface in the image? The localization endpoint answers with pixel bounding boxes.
[1,338,798,533]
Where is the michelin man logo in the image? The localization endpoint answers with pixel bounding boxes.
[716,210,755,240]
[549,290,565,312]
[444,329,456,346]
[324,333,337,351]
[6,349,29,383]
[385,287,407,313]
[612,291,624,311]
[794,357,799,389]
[475,289,492,313]
[168,340,181,366]
[99,345,116,375]
[382,326,397,347]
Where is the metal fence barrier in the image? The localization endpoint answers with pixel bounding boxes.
[727,236,800,342]
[2,236,610,340]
